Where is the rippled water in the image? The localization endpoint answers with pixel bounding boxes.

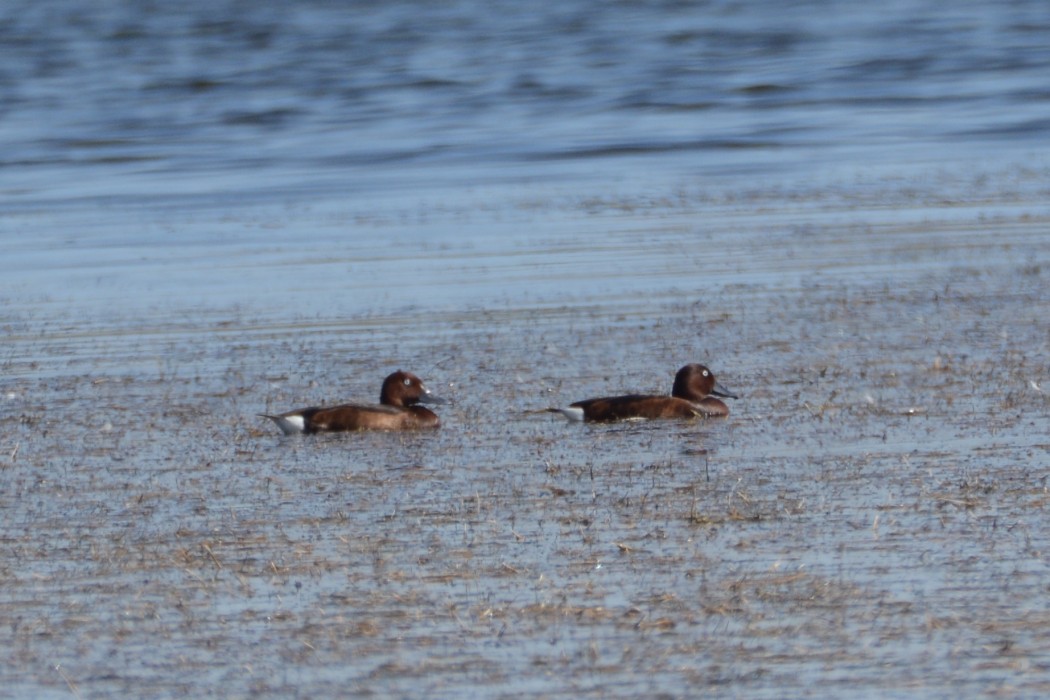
[2,2,1050,698]
[5,0,1050,320]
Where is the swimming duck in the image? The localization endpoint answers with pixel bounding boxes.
[261,370,443,434]
[551,364,737,422]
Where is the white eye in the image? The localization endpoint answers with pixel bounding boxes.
[403,377,412,386]
[702,370,710,377]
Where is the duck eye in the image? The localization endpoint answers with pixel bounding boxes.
[403,377,412,386]
[702,370,709,377]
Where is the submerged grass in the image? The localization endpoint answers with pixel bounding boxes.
[1,205,1048,698]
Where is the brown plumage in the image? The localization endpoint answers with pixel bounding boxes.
[261,370,443,435]
[552,364,737,422]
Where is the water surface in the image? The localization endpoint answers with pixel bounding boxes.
[2,1,1050,698]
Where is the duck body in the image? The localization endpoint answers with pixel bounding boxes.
[554,364,736,422]
[261,370,443,435]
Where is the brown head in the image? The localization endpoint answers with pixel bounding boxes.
[671,364,738,402]
[379,370,443,408]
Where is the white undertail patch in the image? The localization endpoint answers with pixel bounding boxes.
[557,406,586,422]
[266,414,305,435]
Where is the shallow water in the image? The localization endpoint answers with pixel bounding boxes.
[4,183,1049,698]
[3,1,1050,698]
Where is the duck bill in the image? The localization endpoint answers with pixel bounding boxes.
[418,390,447,405]
[710,381,738,400]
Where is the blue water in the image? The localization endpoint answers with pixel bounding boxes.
[4,1,1049,207]
[3,1,1049,325]
[3,4,1050,699]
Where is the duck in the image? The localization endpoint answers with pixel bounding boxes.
[551,364,737,422]
[261,370,443,434]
